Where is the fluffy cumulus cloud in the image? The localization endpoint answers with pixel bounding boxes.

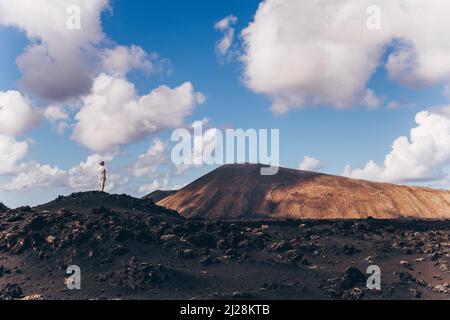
[132,138,166,177]
[363,89,382,110]
[343,108,450,183]
[0,91,40,135]
[241,0,450,114]
[3,162,67,191]
[138,176,169,195]
[101,45,169,77]
[0,0,108,101]
[172,119,222,175]
[72,74,205,152]
[138,180,161,194]
[0,1,161,102]
[299,156,323,172]
[0,136,28,175]
[44,105,68,123]
[215,15,238,60]
[0,90,39,175]
[44,105,70,134]
[1,153,119,191]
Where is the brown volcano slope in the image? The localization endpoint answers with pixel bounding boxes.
[143,190,177,203]
[158,163,450,219]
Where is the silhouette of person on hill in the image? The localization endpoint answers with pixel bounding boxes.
[98,161,107,192]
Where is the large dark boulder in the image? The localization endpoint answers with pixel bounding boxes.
[340,267,366,290]
[187,232,217,248]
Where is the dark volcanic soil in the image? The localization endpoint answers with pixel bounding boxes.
[1,192,450,300]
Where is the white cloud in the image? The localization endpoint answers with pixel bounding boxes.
[44,105,68,122]
[3,162,67,191]
[138,176,169,195]
[299,156,323,172]
[343,108,450,183]
[433,105,450,118]
[0,91,40,135]
[0,1,165,103]
[386,100,417,110]
[0,135,28,175]
[138,180,160,194]
[101,45,169,77]
[0,0,109,101]
[241,0,450,114]
[1,153,119,191]
[44,105,69,134]
[72,74,205,152]
[215,15,238,60]
[173,120,221,175]
[132,138,166,177]
[363,89,382,110]
[0,91,38,176]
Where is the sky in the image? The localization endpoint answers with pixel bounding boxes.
[1,0,450,208]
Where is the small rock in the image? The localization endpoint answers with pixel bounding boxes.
[177,248,195,259]
[187,232,216,249]
[398,272,414,284]
[22,294,43,300]
[217,239,228,250]
[0,265,11,277]
[111,244,128,256]
[114,229,132,242]
[400,260,412,269]
[346,287,364,300]
[409,288,422,298]
[29,216,46,230]
[160,234,176,242]
[46,235,56,244]
[0,283,23,299]
[342,245,360,255]
[199,255,216,266]
[232,291,251,298]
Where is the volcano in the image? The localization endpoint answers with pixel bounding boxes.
[157,163,450,219]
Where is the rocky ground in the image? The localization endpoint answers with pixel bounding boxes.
[0,192,450,300]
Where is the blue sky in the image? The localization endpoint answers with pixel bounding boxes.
[0,0,450,207]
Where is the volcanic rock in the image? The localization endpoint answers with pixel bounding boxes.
[186,232,216,248]
[340,267,366,290]
[0,203,8,213]
[0,283,23,300]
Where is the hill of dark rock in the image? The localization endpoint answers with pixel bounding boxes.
[1,199,450,299]
[33,191,178,217]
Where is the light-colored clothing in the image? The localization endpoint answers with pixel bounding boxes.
[98,166,106,192]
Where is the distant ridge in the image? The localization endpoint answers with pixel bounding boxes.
[158,163,450,220]
[143,190,177,203]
